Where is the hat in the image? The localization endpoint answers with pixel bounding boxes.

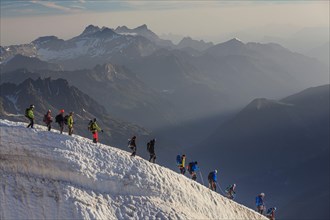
[30,104,35,108]
[260,193,265,197]
[60,109,64,113]
[47,109,51,112]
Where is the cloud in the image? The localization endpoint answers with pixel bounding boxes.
[29,0,85,13]
[30,1,71,12]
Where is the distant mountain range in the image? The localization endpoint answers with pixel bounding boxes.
[0,24,328,129]
[192,84,329,220]
[0,78,149,147]
[0,63,178,129]
[1,25,158,70]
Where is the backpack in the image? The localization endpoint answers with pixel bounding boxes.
[176,155,181,166]
[208,172,213,181]
[188,162,194,172]
[64,115,69,125]
[127,139,135,149]
[88,121,93,131]
[266,208,272,215]
[188,162,198,172]
[256,196,263,206]
[55,114,61,123]
[25,108,29,118]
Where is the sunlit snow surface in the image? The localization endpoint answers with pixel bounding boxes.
[0,119,266,220]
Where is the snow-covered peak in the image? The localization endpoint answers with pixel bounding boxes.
[114,24,159,42]
[0,119,266,219]
[75,25,118,40]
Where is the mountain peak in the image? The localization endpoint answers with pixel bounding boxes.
[81,24,101,36]
[244,98,292,111]
[180,36,193,41]
[206,37,246,56]
[225,37,244,45]
[32,36,61,45]
[78,25,117,38]
[96,27,117,37]
[115,24,149,33]
[178,36,214,51]
[115,25,129,32]
[113,24,161,44]
[135,24,148,30]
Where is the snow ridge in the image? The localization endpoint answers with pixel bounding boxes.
[0,120,266,220]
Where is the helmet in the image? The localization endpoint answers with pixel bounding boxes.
[260,193,265,197]
[233,183,236,188]
[60,109,64,113]
[273,207,277,211]
[47,109,51,112]
[30,104,35,108]
[214,169,217,174]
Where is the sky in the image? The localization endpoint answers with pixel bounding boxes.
[0,1,329,46]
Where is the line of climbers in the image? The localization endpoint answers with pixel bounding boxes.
[176,154,235,198]
[176,153,276,220]
[25,105,79,138]
[24,104,276,219]
[25,105,105,142]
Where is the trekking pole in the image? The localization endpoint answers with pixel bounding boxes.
[199,170,205,186]
[216,182,225,195]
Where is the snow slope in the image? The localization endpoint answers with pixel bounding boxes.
[0,120,266,220]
